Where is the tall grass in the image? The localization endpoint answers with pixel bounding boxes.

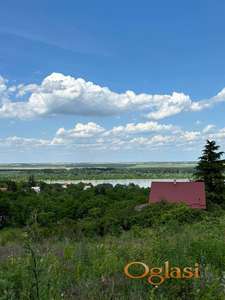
[1,214,225,299]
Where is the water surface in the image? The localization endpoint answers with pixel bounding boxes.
[45,178,189,188]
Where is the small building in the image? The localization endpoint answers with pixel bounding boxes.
[149,181,206,209]
[31,186,41,193]
[0,187,8,192]
[84,185,92,191]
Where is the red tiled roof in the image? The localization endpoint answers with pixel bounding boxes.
[149,181,206,209]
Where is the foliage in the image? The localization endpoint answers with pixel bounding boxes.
[195,140,225,206]
[0,164,194,181]
[0,182,206,237]
[0,214,225,299]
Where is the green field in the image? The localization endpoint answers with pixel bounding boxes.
[0,162,196,181]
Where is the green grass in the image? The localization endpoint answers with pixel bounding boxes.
[1,214,225,299]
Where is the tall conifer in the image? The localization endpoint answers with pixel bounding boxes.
[195,140,225,205]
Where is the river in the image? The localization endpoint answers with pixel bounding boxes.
[45,178,190,188]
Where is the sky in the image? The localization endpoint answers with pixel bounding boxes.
[0,0,225,163]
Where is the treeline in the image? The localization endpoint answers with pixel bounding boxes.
[0,166,194,181]
[0,182,204,237]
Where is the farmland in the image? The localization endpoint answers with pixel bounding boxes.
[0,162,196,182]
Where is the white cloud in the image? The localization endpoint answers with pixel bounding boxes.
[146,92,192,120]
[202,124,216,133]
[1,72,224,120]
[181,131,201,142]
[208,127,225,140]
[129,135,175,146]
[0,136,50,147]
[104,121,176,136]
[1,121,225,154]
[55,122,105,139]
[0,76,10,105]
[16,83,39,97]
[49,122,209,150]
[0,76,7,94]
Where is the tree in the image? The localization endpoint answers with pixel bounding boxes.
[28,175,36,187]
[195,140,225,205]
[6,180,17,192]
[0,197,10,228]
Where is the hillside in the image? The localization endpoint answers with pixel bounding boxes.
[0,183,225,299]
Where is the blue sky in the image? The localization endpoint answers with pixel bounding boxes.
[0,0,225,162]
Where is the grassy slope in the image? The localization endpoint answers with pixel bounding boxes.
[1,213,225,299]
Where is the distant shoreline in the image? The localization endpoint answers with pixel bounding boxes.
[0,161,197,170]
[44,178,190,188]
[0,163,195,182]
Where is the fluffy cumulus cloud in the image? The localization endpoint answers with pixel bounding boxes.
[56,122,105,138]
[50,121,225,151]
[0,72,225,120]
[146,92,192,119]
[180,131,201,142]
[103,121,178,137]
[1,121,222,155]
[52,122,105,145]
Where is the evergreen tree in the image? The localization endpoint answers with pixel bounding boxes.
[195,140,225,205]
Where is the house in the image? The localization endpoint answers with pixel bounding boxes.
[0,187,8,192]
[149,181,206,209]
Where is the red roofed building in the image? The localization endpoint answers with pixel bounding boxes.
[149,181,206,209]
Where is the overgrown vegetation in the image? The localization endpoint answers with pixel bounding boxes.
[0,208,225,299]
[0,182,205,234]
